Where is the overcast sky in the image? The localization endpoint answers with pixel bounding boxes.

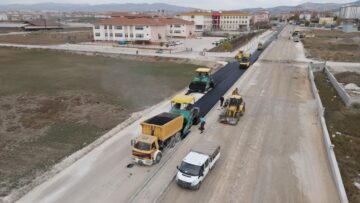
[0,0,355,9]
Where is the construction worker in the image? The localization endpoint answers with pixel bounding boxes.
[219,96,224,107]
[199,117,205,134]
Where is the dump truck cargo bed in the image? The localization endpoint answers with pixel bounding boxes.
[141,112,183,142]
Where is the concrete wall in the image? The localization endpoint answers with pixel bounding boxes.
[310,62,360,106]
[308,63,348,203]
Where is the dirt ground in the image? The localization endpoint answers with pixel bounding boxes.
[335,71,360,86]
[302,30,360,62]
[0,47,197,197]
[0,28,93,44]
[315,72,360,203]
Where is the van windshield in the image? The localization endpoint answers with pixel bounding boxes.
[134,141,151,151]
[179,161,201,176]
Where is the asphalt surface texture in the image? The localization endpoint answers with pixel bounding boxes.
[194,26,282,117]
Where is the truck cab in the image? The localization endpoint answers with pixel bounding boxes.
[189,68,215,93]
[132,135,161,165]
[170,95,200,135]
[176,141,220,190]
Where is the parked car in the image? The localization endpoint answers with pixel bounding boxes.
[156,49,163,54]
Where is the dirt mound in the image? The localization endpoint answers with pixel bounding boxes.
[335,71,360,86]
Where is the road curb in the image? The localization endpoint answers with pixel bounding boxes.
[308,62,349,203]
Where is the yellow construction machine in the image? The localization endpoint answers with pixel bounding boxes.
[235,50,251,69]
[218,89,245,125]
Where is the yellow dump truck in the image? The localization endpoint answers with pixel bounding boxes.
[131,112,183,165]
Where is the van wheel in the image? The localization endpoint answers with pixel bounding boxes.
[155,152,162,164]
[195,181,201,190]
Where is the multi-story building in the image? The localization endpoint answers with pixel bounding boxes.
[253,10,270,24]
[299,13,311,21]
[179,10,251,32]
[0,13,8,21]
[178,11,212,32]
[319,17,334,25]
[339,5,360,19]
[93,13,194,43]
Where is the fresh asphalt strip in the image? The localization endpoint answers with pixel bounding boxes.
[194,26,283,117]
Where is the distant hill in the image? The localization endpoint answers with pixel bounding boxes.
[0,2,197,13]
[241,0,360,13]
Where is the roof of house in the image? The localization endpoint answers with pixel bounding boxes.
[95,16,194,26]
[180,10,251,17]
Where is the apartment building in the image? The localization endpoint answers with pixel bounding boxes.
[180,10,251,32]
[219,11,251,31]
[179,11,212,32]
[93,13,194,43]
[253,10,270,24]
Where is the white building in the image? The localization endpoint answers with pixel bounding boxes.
[93,14,194,43]
[180,10,251,32]
[299,13,311,21]
[253,10,270,24]
[179,11,212,32]
[0,13,8,21]
[220,11,251,31]
[339,5,360,19]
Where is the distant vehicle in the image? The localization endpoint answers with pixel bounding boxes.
[212,41,220,46]
[176,140,220,190]
[293,36,300,42]
[174,41,182,45]
[257,42,263,50]
[156,49,163,53]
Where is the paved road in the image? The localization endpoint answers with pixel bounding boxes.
[159,25,340,203]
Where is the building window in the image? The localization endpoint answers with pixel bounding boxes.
[130,33,133,38]
[195,25,203,30]
[109,25,112,30]
[105,33,108,37]
[95,33,100,36]
[174,25,181,28]
[104,25,107,29]
[110,33,113,37]
[191,15,194,18]
[95,25,100,29]
[125,33,128,37]
[174,30,181,33]
[115,33,123,37]
[116,26,122,30]
[135,34,144,38]
[135,26,144,30]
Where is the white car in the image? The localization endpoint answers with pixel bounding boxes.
[176,140,220,190]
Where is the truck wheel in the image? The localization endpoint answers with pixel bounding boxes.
[155,152,162,164]
[169,137,176,148]
[175,133,181,143]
